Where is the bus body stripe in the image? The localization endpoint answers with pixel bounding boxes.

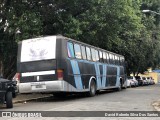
[102,64,107,87]
[70,60,83,90]
[116,66,120,86]
[69,58,122,90]
[94,63,101,88]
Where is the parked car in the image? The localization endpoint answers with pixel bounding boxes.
[135,76,144,86]
[151,78,155,84]
[127,76,138,87]
[146,77,152,85]
[12,73,20,93]
[127,77,136,87]
[0,76,17,108]
[142,77,148,85]
[147,77,155,85]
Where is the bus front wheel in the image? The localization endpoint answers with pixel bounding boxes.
[88,80,96,97]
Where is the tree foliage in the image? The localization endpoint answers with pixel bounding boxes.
[0,0,160,78]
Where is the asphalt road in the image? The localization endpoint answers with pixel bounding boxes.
[1,84,160,120]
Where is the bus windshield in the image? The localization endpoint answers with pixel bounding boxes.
[20,36,56,62]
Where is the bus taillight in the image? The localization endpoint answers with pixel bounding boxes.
[13,73,20,81]
[57,69,64,80]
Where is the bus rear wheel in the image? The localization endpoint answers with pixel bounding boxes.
[88,80,96,97]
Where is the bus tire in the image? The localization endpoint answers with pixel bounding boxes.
[6,92,13,108]
[88,80,96,97]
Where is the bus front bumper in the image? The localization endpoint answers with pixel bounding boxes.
[19,80,78,93]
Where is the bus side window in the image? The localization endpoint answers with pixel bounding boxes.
[112,55,114,64]
[106,53,109,64]
[109,53,112,64]
[103,52,107,63]
[119,57,121,65]
[81,46,87,60]
[122,58,124,65]
[99,51,103,62]
[74,44,82,59]
[111,54,113,64]
[91,48,96,62]
[112,55,116,64]
[120,57,124,65]
[86,47,91,61]
[95,50,99,62]
[117,57,120,65]
[120,57,122,65]
[115,56,117,65]
[67,42,75,58]
[113,55,115,65]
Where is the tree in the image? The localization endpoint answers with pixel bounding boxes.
[0,0,42,78]
[0,0,160,78]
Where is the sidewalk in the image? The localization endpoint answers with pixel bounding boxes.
[13,93,52,103]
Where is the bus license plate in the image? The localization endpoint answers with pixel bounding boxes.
[32,85,46,90]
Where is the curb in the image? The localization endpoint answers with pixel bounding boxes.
[13,94,53,104]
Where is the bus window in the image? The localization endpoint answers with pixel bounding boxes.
[109,53,112,64]
[67,42,75,58]
[105,52,108,63]
[117,57,120,65]
[117,56,120,65]
[81,46,87,60]
[91,48,96,62]
[119,57,122,65]
[115,56,117,65]
[99,51,103,62]
[74,44,82,59]
[95,50,99,62]
[122,58,124,65]
[110,54,114,64]
[103,52,107,63]
[106,53,109,64]
[120,57,124,65]
[86,47,91,61]
[119,57,121,65]
[112,55,114,64]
